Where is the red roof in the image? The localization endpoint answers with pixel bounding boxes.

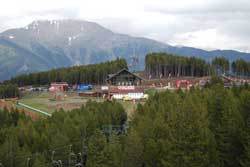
[51,82,69,87]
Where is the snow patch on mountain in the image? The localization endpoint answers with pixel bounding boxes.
[18,64,29,72]
[68,37,72,45]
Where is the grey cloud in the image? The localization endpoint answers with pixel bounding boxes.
[25,7,81,19]
[0,7,81,32]
[146,0,250,15]
[136,0,250,51]
[0,0,249,52]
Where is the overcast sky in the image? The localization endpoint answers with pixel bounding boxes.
[0,0,249,52]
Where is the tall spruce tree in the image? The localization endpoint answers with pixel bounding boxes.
[208,86,242,167]
[238,90,250,167]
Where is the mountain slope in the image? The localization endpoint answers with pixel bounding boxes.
[167,46,250,62]
[0,38,50,79]
[0,19,250,80]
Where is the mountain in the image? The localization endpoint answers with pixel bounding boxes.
[0,19,250,80]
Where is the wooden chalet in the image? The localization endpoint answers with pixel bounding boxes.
[105,69,145,100]
[106,68,144,86]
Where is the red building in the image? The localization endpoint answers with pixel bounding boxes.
[49,82,69,93]
[106,69,145,100]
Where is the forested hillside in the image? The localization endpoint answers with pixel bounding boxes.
[0,101,127,166]
[8,58,127,86]
[146,53,250,78]
[232,59,250,77]
[1,82,250,166]
[212,57,230,74]
[7,53,250,87]
[0,84,19,98]
[211,57,250,77]
[145,53,211,78]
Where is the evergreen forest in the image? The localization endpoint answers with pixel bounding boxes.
[1,82,250,167]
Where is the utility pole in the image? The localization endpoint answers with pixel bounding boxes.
[68,144,72,167]
[51,149,63,167]
[10,139,14,167]
[26,157,31,167]
[51,150,55,162]
[76,153,83,166]
[58,160,62,167]
[82,146,87,166]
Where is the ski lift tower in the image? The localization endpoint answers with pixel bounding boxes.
[130,45,139,72]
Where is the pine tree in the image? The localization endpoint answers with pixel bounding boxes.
[123,129,144,167]
[161,94,213,167]
[33,154,50,167]
[208,86,242,167]
[238,90,250,167]
[240,117,250,167]
[102,135,123,167]
[86,130,107,167]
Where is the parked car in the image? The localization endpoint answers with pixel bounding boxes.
[123,95,133,101]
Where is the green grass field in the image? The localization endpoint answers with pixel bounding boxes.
[19,91,143,119]
[19,91,87,113]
